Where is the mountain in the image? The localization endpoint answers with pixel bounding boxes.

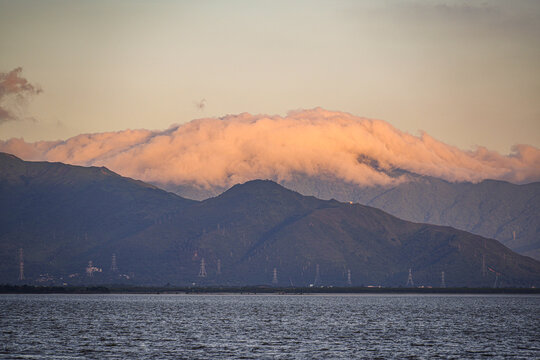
[118,180,540,287]
[0,152,194,282]
[161,174,540,260]
[280,175,540,260]
[1,153,539,287]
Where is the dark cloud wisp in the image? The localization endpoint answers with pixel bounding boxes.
[0,67,42,124]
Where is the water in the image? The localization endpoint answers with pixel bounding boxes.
[1,294,539,359]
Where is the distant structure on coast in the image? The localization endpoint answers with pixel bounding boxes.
[406,268,414,287]
[198,258,207,278]
[440,271,446,288]
[490,267,501,288]
[111,253,118,273]
[347,269,352,286]
[314,264,321,286]
[86,261,94,277]
[272,268,278,285]
[86,261,102,277]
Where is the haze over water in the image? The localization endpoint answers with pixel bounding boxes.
[1,294,539,359]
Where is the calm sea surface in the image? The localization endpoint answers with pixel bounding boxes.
[1,294,539,359]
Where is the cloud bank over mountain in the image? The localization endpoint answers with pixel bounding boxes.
[1,108,539,189]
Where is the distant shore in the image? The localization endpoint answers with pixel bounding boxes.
[1,284,539,295]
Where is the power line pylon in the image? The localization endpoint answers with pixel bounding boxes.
[406,268,414,287]
[440,271,446,288]
[217,259,221,275]
[314,264,321,286]
[272,267,278,285]
[111,253,118,273]
[18,248,24,281]
[86,261,94,277]
[493,273,499,288]
[198,258,207,277]
[347,269,352,286]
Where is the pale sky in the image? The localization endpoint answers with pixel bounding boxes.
[0,0,539,154]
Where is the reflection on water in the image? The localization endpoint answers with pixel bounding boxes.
[1,294,539,359]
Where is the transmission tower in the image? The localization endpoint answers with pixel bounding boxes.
[272,267,278,285]
[314,264,321,286]
[18,248,24,281]
[111,253,118,272]
[198,258,207,277]
[406,268,414,287]
[347,269,352,286]
[440,271,446,288]
[493,273,499,288]
[482,255,487,277]
[86,261,94,277]
[217,259,221,275]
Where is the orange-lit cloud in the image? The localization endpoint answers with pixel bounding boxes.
[1,108,539,189]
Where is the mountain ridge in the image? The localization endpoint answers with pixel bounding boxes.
[1,153,539,287]
[158,173,540,260]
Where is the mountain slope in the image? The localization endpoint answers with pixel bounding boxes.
[158,174,540,260]
[1,154,539,287]
[275,175,540,260]
[359,178,540,255]
[0,152,195,281]
[110,180,540,287]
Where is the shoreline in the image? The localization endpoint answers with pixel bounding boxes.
[1,284,539,295]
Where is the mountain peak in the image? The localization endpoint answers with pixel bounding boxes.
[217,179,301,200]
[228,179,288,192]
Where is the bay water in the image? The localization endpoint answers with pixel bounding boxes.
[1,294,539,359]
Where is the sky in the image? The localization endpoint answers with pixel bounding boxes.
[0,0,539,155]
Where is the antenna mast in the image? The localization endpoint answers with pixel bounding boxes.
[440,271,446,288]
[272,267,278,285]
[347,269,352,286]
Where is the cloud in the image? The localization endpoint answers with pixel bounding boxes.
[396,1,497,18]
[194,98,207,111]
[0,67,42,124]
[1,108,539,189]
